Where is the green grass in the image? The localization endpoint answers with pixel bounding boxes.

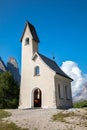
[52,112,74,122]
[0,109,28,130]
[0,121,28,130]
[73,100,87,108]
[0,110,11,119]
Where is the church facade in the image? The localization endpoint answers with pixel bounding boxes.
[19,21,73,109]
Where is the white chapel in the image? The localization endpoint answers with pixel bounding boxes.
[18,21,73,109]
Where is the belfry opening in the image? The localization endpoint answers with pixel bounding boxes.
[34,88,41,107]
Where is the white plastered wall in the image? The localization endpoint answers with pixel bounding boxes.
[19,53,56,109]
[19,24,56,109]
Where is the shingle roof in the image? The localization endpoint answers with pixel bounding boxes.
[39,53,73,80]
[20,21,40,42]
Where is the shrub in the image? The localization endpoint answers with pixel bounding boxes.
[0,72,19,108]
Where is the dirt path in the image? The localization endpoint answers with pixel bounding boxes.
[4,108,87,130]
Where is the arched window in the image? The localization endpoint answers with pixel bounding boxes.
[25,37,29,45]
[35,66,40,75]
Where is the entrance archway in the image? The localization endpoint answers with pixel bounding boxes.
[34,88,41,107]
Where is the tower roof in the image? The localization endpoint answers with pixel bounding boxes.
[20,21,40,43]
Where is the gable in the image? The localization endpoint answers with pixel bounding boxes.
[32,53,38,61]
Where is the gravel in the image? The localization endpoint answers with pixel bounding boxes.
[4,108,87,130]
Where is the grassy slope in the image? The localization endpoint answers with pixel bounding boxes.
[73,100,87,108]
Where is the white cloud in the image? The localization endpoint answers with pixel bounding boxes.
[74,84,87,101]
[61,61,87,101]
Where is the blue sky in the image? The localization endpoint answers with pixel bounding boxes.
[0,0,87,74]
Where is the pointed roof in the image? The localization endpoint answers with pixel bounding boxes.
[39,53,73,81]
[20,21,40,43]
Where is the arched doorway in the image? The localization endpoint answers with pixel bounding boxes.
[34,88,41,107]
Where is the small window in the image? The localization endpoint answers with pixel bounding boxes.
[65,86,71,100]
[58,84,61,99]
[58,84,63,99]
[25,38,29,45]
[35,66,40,75]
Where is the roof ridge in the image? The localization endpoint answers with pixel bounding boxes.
[38,53,73,81]
[27,21,34,28]
[38,53,56,64]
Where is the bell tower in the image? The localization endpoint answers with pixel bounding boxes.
[19,21,39,109]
